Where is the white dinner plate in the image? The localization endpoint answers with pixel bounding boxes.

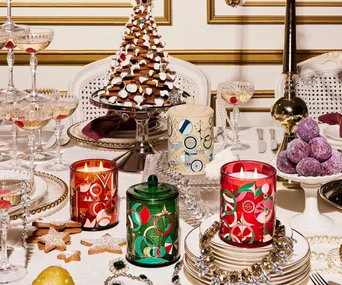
[323,125,342,142]
[9,176,48,214]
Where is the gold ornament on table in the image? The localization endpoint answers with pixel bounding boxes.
[271,0,308,157]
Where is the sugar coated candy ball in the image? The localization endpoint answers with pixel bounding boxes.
[276,150,297,174]
[287,139,309,164]
[32,266,75,285]
[296,157,321,177]
[309,137,332,162]
[321,149,342,176]
[297,117,320,142]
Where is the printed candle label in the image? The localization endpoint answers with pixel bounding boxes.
[220,181,276,246]
[168,116,214,174]
[126,201,179,265]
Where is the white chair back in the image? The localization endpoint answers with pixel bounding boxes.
[275,51,342,120]
[68,55,211,123]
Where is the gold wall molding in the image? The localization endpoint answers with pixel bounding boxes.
[0,49,333,66]
[0,0,171,25]
[208,0,342,24]
[243,1,342,7]
[0,2,132,8]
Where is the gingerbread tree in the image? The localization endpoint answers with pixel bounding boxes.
[100,0,177,107]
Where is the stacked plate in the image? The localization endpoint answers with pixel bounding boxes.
[322,125,342,150]
[183,216,310,285]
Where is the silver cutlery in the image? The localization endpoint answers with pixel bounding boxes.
[269,128,278,150]
[256,128,266,153]
[310,272,328,285]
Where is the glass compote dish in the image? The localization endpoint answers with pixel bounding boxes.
[15,28,54,97]
[0,164,30,283]
[8,99,53,179]
[217,81,254,150]
[44,94,79,171]
[21,89,59,162]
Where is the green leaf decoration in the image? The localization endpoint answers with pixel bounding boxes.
[237,182,255,192]
[265,227,269,235]
[255,188,263,199]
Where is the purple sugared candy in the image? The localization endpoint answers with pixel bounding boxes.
[296,157,322,177]
[309,137,332,162]
[297,117,320,142]
[276,150,297,174]
[287,139,309,164]
[321,149,342,176]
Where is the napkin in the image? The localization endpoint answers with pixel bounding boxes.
[82,111,157,140]
[318,113,342,137]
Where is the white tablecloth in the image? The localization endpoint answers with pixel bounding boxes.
[5,127,342,285]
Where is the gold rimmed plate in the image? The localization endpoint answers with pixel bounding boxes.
[67,119,168,149]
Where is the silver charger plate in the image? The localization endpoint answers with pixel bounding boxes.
[319,179,342,210]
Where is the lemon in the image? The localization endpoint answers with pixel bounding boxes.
[32,266,75,285]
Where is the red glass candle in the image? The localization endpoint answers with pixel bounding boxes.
[220,160,276,247]
[70,159,119,231]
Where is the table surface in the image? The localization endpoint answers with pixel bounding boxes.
[2,125,342,285]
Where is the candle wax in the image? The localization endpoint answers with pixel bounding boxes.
[77,167,110,173]
[229,171,267,179]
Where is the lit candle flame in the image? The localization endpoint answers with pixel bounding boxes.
[100,161,104,171]
[240,167,244,179]
[254,168,258,179]
[84,163,88,172]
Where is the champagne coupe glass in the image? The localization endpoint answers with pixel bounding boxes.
[218,81,254,150]
[44,94,79,171]
[0,0,30,99]
[22,88,59,162]
[8,100,53,177]
[15,28,54,97]
[0,104,11,162]
[0,164,30,283]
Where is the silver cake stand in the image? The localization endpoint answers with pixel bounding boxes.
[90,91,184,173]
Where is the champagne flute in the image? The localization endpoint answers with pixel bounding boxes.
[0,164,30,283]
[218,81,254,150]
[15,28,54,97]
[8,100,53,178]
[44,94,79,171]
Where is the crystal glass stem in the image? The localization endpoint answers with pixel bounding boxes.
[29,54,38,96]
[0,210,10,270]
[135,112,150,143]
[232,104,240,145]
[36,129,43,152]
[28,132,36,181]
[55,120,62,164]
[11,125,18,161]
[7,50,15,91]
[6,0,11,22]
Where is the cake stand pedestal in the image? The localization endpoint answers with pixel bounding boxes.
[277,170,342,234]
[90,91,181,173]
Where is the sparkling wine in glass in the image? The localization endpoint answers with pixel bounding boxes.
[0,164,30,283]
[218,81,254,150]
[14,28,54,97]
[8,101,53,177]
[44,94,79,171]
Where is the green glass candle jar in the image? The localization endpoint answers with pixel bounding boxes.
[126,175,180,267]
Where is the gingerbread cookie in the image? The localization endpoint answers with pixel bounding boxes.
[37,227,70,253]
[80,234,126,255]
[33,219,82,231]
[57,250,81,263]
[32,227,82,238]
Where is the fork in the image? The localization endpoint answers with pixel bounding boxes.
[310,272,328,285]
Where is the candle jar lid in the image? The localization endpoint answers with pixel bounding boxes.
[126,175,178,202]
[167,97,214,118]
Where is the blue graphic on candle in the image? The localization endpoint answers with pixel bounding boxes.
[178,120,192,135]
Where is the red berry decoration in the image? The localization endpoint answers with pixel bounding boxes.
[26,48,36,54]
[14,121,24,128]
[0,200,12,210]
[120,53,126,61]
[5,41,15,49]
[56,114,68,120]
[230,96,238,104]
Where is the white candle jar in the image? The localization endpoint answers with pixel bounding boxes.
[167,98,214,175]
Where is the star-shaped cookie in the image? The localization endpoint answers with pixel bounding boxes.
[33,219,82,231]
[37,227,70,253]
[57,250,81,263]
[80,234,126,255]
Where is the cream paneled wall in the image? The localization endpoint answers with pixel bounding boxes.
[0,0,340,126]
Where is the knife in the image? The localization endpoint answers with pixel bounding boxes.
[269,128,278,150]
[256,128,266,153]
